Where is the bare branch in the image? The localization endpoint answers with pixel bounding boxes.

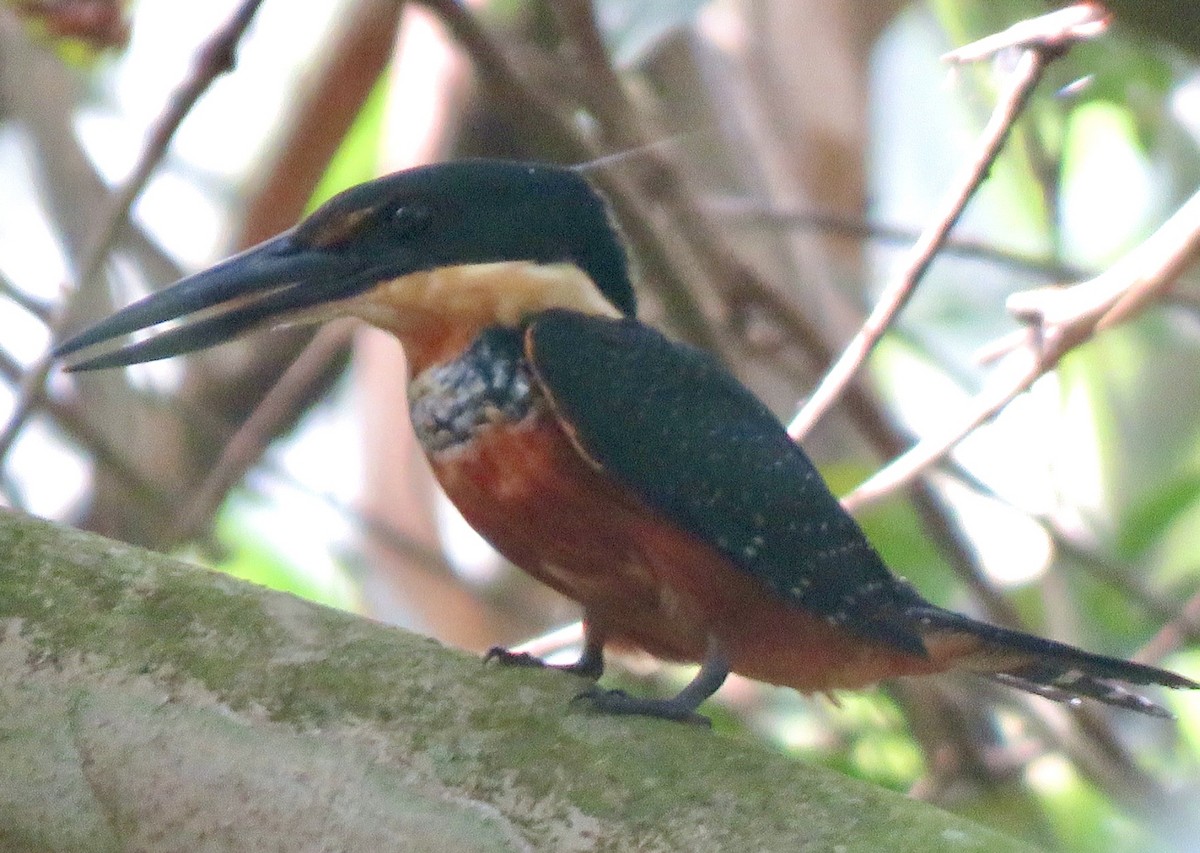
[170,320,356,542]
[1140,589,1200,665]
[703,195,1088,281]
[0,269,51,323]
[0,0,269,471]
[788,36,1072,441]
[845,183,1200,511]
[942,3,1110,64]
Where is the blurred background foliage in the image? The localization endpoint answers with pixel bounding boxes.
[2,0,1200,849]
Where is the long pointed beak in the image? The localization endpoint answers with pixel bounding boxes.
[55,234,375,371]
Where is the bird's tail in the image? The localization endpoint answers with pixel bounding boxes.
[912,606,1198,718]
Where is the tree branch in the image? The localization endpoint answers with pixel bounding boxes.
[787,3,1110,442]
[845,180,1200,511]
[0,509,1033,851]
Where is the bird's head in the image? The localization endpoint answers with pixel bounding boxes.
[56,160,635,373]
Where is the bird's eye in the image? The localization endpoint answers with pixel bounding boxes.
[391,204,432,239]
[295,200,432,250]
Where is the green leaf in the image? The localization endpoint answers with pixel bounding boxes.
[209,508,357,612]
[1027,756,1157,853]
[1116,475,1200,560]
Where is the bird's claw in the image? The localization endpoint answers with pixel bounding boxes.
[570,685,712,727]
[483,647,545,668]
[483,646,604,679]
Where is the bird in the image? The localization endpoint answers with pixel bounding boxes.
[55,159,1197,723]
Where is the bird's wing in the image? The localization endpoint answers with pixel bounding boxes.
[524,309,927,655]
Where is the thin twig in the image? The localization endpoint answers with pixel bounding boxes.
[0,270,52,322]
[703,196,1087,281]
[787,45,1055,441]
[243,454,458,579]
[1051,532,1200,653]
[842,342,1042,513]
[1140,589,1200,665]
[160,0,404,542]
[234,0,404,248]
[0,348,176,513]
[0,0,268,470]
[171,320,356,541]
[846,182,1200,511]
[941,3,1110,64]
[417,0,723,353]
[247,456,556,634]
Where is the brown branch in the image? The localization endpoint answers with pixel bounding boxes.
[0,270,52,322]
[1140,589,1200,665]
[0,350,174,515]
[703,196,1088,282]
[417,0,722,353]
[548,0,641,147]
[1051,531,1200,654]
[170,320,356,542]
[0,0,269,472]
[786,10,1102,442]
[846,182,1200,511]
[234,0,404,249]
[165,0,404,538]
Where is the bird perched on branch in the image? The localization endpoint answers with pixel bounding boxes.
[57,159,1197,723]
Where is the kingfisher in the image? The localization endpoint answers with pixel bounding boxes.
[56,159,1196,722]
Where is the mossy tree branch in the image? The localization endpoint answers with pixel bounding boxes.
[0,509,1035,852]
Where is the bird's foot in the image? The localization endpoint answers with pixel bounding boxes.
[483,647,544,668]
[483,646,603,680]
[570,685,712,727]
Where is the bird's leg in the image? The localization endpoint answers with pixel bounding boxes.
[573,637,729,726]
[484,620,606,680]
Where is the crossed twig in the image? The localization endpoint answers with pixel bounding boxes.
[789,3,1112,451]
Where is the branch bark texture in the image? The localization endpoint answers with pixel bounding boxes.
[0,510,1034,852]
